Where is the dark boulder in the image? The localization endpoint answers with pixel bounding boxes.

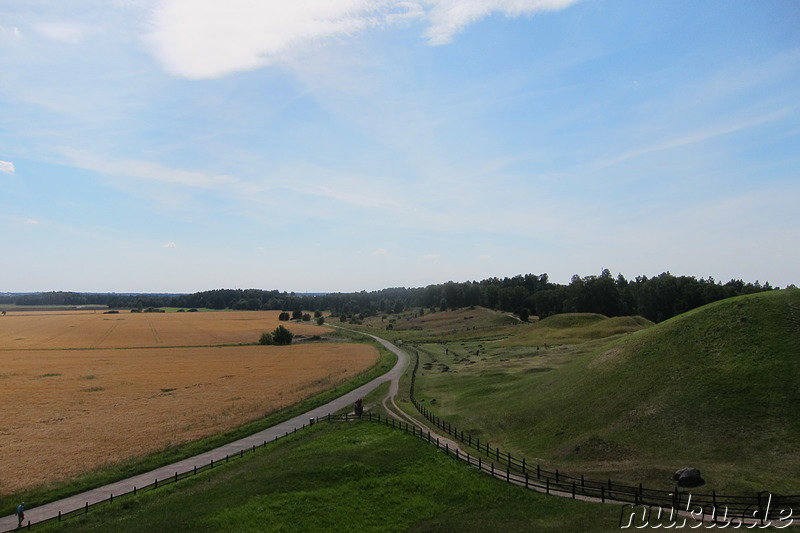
[673,467,704,487]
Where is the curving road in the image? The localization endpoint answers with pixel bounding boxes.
[0,333,412,532]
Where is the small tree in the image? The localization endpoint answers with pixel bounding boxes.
[278,312,290,321]
[259,332,274,345]
[272,325,294,345]
[316,316,324,326]
[292,310,303,320]
[302,313,311,322]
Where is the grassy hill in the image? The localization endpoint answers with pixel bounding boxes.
[410,290,800,495]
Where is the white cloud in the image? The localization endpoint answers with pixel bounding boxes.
[0,160,15,174]
[145,0,381,79]
[143,0,582,78]
[373,248,390,256]
[163,241,177,249]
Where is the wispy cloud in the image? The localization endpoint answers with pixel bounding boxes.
[32,21,93,44]
[163,241,177,249]
[143,0,582,78]
[58,148,253,193]
[372,248,390,256]
[424,0,583,45]
[599,109,796,167]
[0,160,15,174]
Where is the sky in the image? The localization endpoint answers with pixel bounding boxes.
[1,0,798,294]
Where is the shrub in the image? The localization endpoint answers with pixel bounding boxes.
[259,332,274,345]
[272,325,294,345]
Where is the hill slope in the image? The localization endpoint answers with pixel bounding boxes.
[417,290,800,494]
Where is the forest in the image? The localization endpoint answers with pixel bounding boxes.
[1,270,784,324]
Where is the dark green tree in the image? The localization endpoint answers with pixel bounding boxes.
[272,325,294,345]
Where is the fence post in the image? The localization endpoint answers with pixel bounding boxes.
[134,486,137,496]
[506,467,510,483]
[155,478,158,488]
[572,482,576,499]
[175,471,178,483]
[194,465,197,475]
[601,486,605,503]
[546,477,550,495]
[211,459,214,468]
[525,471,528,488]
[85,502,89,514]
[110,493,113,503]
[522,458,526,473]
[58,511,61,521]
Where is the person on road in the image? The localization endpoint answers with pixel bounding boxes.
[16,502,24,528]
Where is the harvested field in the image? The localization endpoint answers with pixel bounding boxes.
[0,311,378,495]
[0,310,328,349]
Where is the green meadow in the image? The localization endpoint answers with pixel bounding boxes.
[36,422,623,533]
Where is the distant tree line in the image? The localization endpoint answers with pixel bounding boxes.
[0,270,785,323]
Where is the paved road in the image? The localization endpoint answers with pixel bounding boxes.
[0,334,411,532]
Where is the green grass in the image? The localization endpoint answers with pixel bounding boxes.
[410,290,800,495]
[36,422,624,533]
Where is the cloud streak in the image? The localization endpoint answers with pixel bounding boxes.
[424,0,583,45]
[599,107,797,167]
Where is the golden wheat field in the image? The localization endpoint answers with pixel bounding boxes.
[0,311,378,495]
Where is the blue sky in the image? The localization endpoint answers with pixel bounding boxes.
[1,0,798,293]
